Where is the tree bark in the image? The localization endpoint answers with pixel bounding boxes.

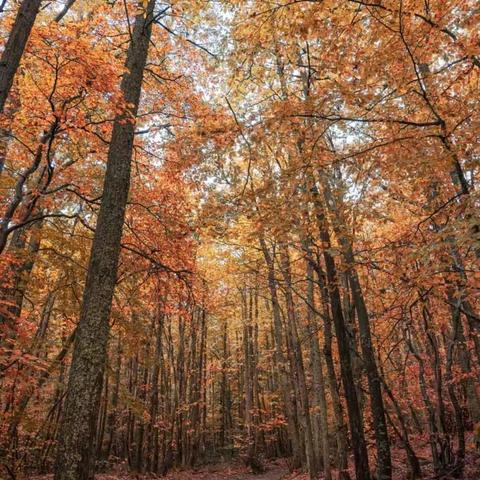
[304,241,331,480]
[313,194,371,480]
[322,178,392,480]
[278,243,318,478]
[259,237,303,469]
[55,0,78,22]
[53,3,156,479]
[311,258,350,480]
[0,0,42,114]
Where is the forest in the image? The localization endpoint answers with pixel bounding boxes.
[0,1,479,479]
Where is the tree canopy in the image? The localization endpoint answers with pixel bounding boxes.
[0,1,479,479]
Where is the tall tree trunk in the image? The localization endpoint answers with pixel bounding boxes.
[304,241,331,480]
[444,301,466,477]
[241,287,262,472]
[146,312,162,472]
[259,237,303,469]
[105,335,122,460]
[313,194,371,480]
[311,258,350,480]
[53,3,156,479]
[278,243,318,478]
[220,320,232,456]
[322,178,392,480]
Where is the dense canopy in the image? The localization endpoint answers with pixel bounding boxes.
[0,1,479,479]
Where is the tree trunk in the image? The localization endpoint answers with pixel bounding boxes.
[0,0,42,115]
[313,195,371,480]
[312,258,350,480]
[53,3,156,479]
[304,241,331,480]
[259,237,303,469]
[241,287,262,472]
[54,0,78,22]
[322,178,392,480]
[278,243,318,478]
[105,335,122,461]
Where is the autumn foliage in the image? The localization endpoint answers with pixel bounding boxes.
[0,1,479,480]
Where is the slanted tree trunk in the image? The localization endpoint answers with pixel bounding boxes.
[311,257,350,480]
[322,177,392,480]
[312,192,371,480]
[378,360,422,479]
[0,0,42,115]
[55,0,78,22]
[53,3,156,479]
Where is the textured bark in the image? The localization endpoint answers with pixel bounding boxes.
[53,3,156,479]
[0,0,42,114]
[105,336,122,460]
[0,127,9,175]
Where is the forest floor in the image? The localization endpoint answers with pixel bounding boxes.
[30,460,289,480]
[159,460,289,480]
[27,436,480,480]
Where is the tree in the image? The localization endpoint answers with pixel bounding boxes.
[53,2,157,478]
[0,1,479,479]
[0,0,42,114]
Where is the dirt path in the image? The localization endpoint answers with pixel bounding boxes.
[232,465,289,480]
[30,462,291,480]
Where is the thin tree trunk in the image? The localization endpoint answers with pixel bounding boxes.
[54,0,78,22]
[322,178,392,480]
[259,237,303,469]
[278,243,318,478]
[311,258,350,480]
[241,287,262,472]
[105,335,122,460]
[304,241,331,480]
[313,194,371,480]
